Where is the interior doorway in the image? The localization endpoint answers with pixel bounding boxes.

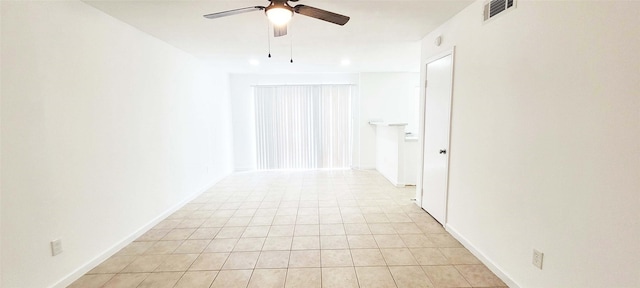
[420,48,455,225]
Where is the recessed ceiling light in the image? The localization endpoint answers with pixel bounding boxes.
[340,59,351,66]
[249,59,260,66]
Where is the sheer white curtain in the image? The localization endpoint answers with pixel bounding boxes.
[254,85,352,170]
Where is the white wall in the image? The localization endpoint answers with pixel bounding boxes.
[0,1,3,285]
[418,1,640,287]
[0,1,234,287]
[229,73,360,170]
[358,73,419,169]
[403,139,418,185]
[374,124,406,186]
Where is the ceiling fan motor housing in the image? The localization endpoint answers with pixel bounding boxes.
[265,0,294,26]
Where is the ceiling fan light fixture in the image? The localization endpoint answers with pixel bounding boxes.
[265,2,293,26]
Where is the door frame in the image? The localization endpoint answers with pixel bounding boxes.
[419,47,456,225]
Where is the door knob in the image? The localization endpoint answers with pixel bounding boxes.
[439,149,447,154]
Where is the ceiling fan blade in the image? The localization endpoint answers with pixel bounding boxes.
[203,6,265,19]
[274,25,288,37]
[293,5,350,26]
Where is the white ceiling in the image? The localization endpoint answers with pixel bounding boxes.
[84,0,472,74]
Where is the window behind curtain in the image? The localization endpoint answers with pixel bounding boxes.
[254,85,352,170]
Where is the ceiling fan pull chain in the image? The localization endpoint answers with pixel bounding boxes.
[267,21,272,58]
[290,25,293,63]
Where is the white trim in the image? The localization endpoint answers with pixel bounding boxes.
[443,47,457,226]
[424,48,456,67]
[377,172,406,187]
[49,174,230,288]
[234,167,255,172]
[353,166,376,170]
[446,224,521,288]
[252,84,357,88]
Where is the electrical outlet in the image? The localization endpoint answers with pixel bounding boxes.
[532,249,544,269]
[51,239,63,256]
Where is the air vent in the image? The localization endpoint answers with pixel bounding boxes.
[484,0,515,21]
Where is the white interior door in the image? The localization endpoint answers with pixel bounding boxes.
[421,51,454,225]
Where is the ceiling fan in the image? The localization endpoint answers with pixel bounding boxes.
[203,0,350,37]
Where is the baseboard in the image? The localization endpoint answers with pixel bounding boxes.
[352,166,376,170]
[50,173,230,288]
[234,167,255,172]
[375,169,402,187]
[445,225,521,288]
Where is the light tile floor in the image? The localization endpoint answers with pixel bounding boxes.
[69,170,507,288]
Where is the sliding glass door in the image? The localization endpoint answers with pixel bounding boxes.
[254,85,352,170]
